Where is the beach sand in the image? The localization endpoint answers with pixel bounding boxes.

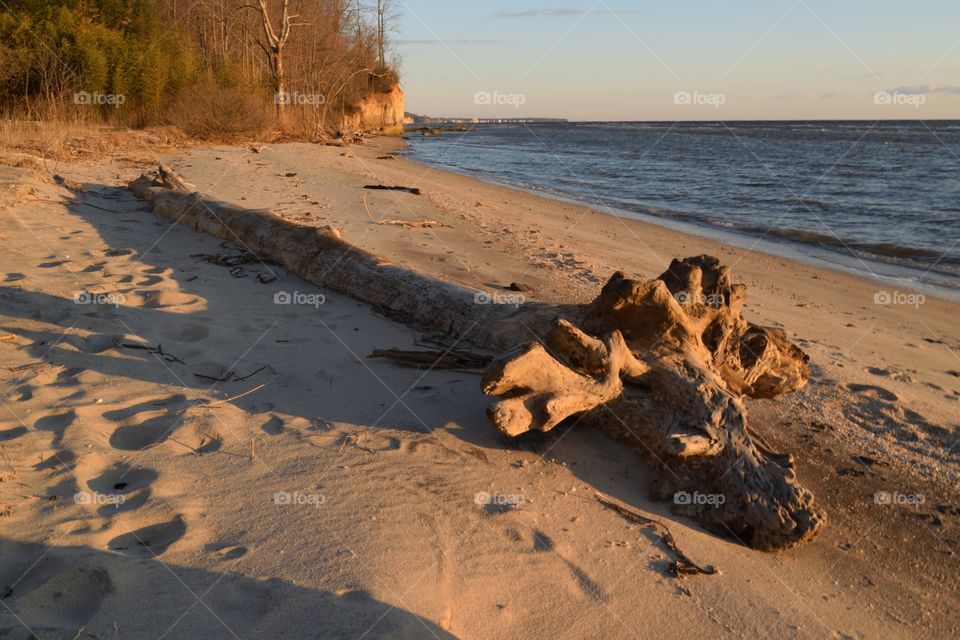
[0,136,957,639]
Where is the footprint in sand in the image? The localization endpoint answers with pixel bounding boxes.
[82,461,160,516]
[33,410,77,446]
[135,289,201,309]
[107,515,187,557]
[64,332,121,354]
[104,395,187,451]
[48,367,94,388]
[845,382,951,444]
[33,449,76,475]
[846,383,899,402]
[0,425,27,441]
[205,542,248,561]
[261,415,284,435]
[135,273,166,286]
[0,563,114,633]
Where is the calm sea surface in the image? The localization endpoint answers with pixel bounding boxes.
[404,121,960,298]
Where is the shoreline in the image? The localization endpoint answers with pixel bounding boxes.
[403,149,960,303]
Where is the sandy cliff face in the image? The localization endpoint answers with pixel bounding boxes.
[342,85,405,135]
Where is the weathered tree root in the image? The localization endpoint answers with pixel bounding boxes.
[129,167,824,551]
[482,259,824,551]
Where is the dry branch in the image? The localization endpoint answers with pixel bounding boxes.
[369,348,491,370]
[363,184,422,195]
[377,219,444,229]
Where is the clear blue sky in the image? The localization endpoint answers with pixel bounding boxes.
[394,0,960,120]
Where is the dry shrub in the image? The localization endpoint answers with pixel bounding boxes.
[0,118,191,167]
[170,83,273,140]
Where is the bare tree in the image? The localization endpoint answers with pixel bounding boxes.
[244,0,304,115]
[374,0,391,71]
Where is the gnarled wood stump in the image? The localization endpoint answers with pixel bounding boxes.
[129,167,824,551]
[482,258,823,550]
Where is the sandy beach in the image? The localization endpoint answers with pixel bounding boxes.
[1,135,958,639]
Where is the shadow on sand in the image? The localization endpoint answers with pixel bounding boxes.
[0,536,458,639]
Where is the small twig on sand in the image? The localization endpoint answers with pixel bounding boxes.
[7,362,47,372]
[363,184,422,195]
[233,366,267,382]
[203,384,267,408]
[167,437,200,455]
[594,492,718,578]
[194,366,267,383]
[73,200,117,213]
[363,192,375,223]
[53,175,85,192]
[377,219,445,229]
[120,343,185,364]
[369,348,491,371]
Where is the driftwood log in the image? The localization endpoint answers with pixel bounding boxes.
[129,166,824,550]
[481,262,823,550]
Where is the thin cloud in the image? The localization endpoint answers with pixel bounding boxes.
[886,83,960,95]
[396,38,500,45]
[819,92,837,99]
[496,9,586,18]
[495,8,645,18]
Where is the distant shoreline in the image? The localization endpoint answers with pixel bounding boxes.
[401,122,960,301]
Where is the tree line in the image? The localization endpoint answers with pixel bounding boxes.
[0,0,400,137]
